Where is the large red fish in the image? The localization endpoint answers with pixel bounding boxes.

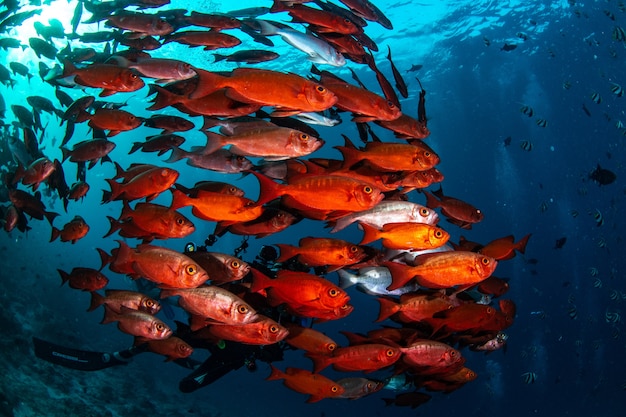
[478,234,531,260]
[191,68,338,115]
[102,305,172,340]
[169,188,263,224]
[307,343,401,373]
[104,166,179,202]
[50,215,89,244]
[267,366,345,403]
[60,60,145,97]
[57,267,109,291]
[276,237,367,271]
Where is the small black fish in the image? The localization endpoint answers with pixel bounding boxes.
[406,64,423,72]
[589,164,616,185]
[582,103,591,117]
[503,136,511,146]
[501,43,518,51]
[554,237,567,249]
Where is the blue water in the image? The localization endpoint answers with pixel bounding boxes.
[0,0,624,416]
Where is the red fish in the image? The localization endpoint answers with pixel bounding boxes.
[267,366,345,403]
[58,267,108,291]
[86,108,143,136]
[169,188,263,224]
[88,289,161,314]
[283,322,338,355]
[337,140,440,172]
[163,30,241,50]
[104,166,179,202]
[384,251,498,290]
[424,186,484,229]
[479,234,531,260]
[102,305,172,340]
[205,316,289,345]
[184,251,250,284]
[144,337,194,361]
[106,10,175,36]
[61,139,116,168]
[13,157,55,190]
[50,215,89,244]
[359,222,450,250]
[115,201,195,240]
[276,237,367,271]
[60,60,145,97]
[214,207,299,238]
[307,343,401,373]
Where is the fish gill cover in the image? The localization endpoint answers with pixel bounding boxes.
[0,0,624,417]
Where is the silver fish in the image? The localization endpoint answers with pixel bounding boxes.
[337,266,420,296]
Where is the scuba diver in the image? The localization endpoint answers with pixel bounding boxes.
[33,239,293,393]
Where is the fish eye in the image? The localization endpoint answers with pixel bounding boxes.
[435,230,443,238]
[316,85,326,93]
[331,386,339,393]
[130,73,138,79]
[146,300,154,307]
[329,288,339,297]
[327,343,337,351]
[424,151,431,157]
[487,307,494,314]
[237,305,249,314]
[450,350,457,357]
[186,265,197,275]
[386,349,395,357]
[299,133,309,141]
[176,217,184,225]
[481,257,491,265]
[231,260,240,268]
[363,186,373,194]
[349,245,359,253]
[156,323,165,331]
[387,100,396,108]
[420,208,429,216]
[270,325,279,333]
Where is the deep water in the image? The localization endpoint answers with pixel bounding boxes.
[0,0,625,416]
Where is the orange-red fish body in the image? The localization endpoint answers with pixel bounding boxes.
[337,141,440,172]
[396,168,444,193]
[50,215,89,243]
[250,269,350,317]
[68,181,90,202]
[61,60,145,97]
[308,343,401,373]
[145,336,193,361]
[267,366,344,403]
[160,285,258,326]
[192,68,338,115]
[87,108,143,136]
[115,241,209,288]
[384,251,497,290]
[102,305,172,340]
[13,157,55,190]
[61,139,116,167]
[119,201,195,239]
[376,291,456,323]
[359,222,449,250]
[8,189,58,224]
[276,237,366,270]
[106,166,179,202]
[163,30,241,50]
[424,187,484,229]
[57,267,108,291]
[427,303,496,335]
[283,322,338,355]
[253,172,384,214]
[88,289,161,314]
[318,74,401,122]
[170,188,263,224]
[400,339,464,373]
[479,233,531,260]
[477,276,510,297]
[206,316,289,345]
[277,3,363,35]
[376,113,430,139]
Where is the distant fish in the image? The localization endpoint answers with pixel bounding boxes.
[539,200,548,212]
[591,91,602,104]
[483,36,490,46]
[589,208,604,227]
[582,103,591,117]
[535,118,547,127]
[516,32,529,41]
[612,26,626,42]
[610,82,624,97]
[501,43,517,51]
[554,236,567,249]
[570,209,578,218]
[503,136,511,146]
[562,80,571,90]
[406,64,423,72]
[520,140,533,151]
[521,372,537,384]
[604,10,616,20]
[520,105,534,117]
[588,163,616,185]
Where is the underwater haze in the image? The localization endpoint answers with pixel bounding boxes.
[0,0,624,416]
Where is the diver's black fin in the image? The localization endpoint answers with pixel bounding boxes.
[32,337,142,371]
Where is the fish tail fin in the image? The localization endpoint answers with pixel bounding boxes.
[61,59,77,78]
[101,304,120,325]
[423,190,440,209]
[200,131,224,155]
[128,142,143,154]
[266,364,286,381]
[250,171,285,206]
[50,226,60,242]
[164,146,189,164]
[189,69,225,100]
[383,261,415,291]
[305,352,332,373]
[334,145,362,170]
[114,240,134,266]
[60,146,71,163]
[105,178,121,201]
[159,288,178,299]
[257,19,279,37]
[275,243,298,262]
[336,269,357,289]
[339,330,369,345]
[113,161,125,180]
[87,291,105,312]
[358,222,380,245]
[169,188,191,211]
[249,268,273,293]
[212,53,227,62]
[44,211,59,226]
[516,233,531,254]
[96,247,112,271]
[104,215,121,238]
[432,185,444,198]
[120,200,132,220]
[146,84,182,111]
[57,268,69,286]
[376,297,400,322]
[189,314,209,331]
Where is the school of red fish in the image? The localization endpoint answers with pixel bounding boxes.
[1,0,532,408]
